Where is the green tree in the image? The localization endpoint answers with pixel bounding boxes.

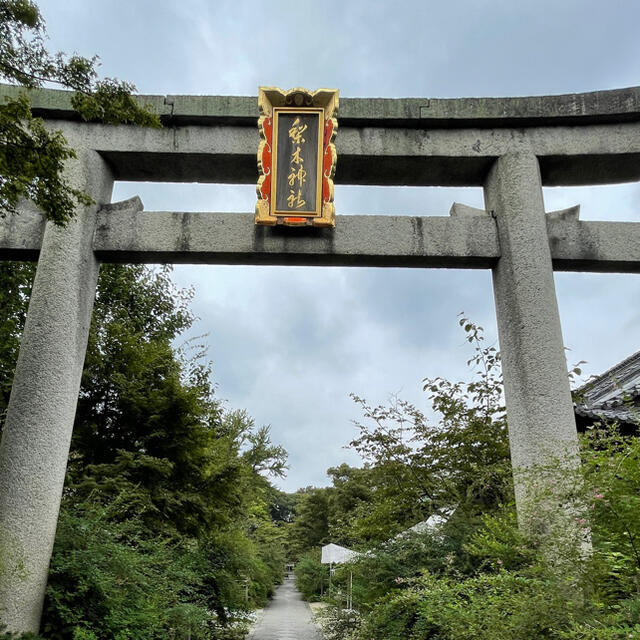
[582,424,640,603]
[287,488,330,560]
[343,320,510,545]
[1,0,159,225]
[0,261,289,637]
[325,463,372,546]
[66,265,224,537]
[0,260,34,422]
[294,548,328,601]
[267,488,299,525]
[345,425,640,640]
[65,263,289,540]
[316,322,640,639]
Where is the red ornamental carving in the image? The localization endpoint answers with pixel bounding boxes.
[259,116,273,205]
[322,118,335,207]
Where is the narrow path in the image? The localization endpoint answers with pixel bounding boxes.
[248,579,322,640]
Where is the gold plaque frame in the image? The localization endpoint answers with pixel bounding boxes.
[256,87,339,227]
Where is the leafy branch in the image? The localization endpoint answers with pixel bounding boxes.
[0,0,160,225]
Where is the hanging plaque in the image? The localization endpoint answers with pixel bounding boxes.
[256,87,338,227]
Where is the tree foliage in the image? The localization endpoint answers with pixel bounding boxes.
[294,548,328,601]
[306,319,640,639]
[0,260,34,421]
[287,319,513,607]
[0,0,160,225]
[342,425,640,639]
[0,263,289,638]
[330,317,511,546]
[287,487,330,560]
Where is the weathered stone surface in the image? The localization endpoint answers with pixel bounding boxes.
[35,118,640,187]
[449,202,488,217]
[4,207,640,273]
[485,152,580,503]
[5,83,639,128]
[548,219,640,273]
[546,204,580,222]
[2,84,638,186]
[100,195,144,214]
[0,200,45,260]
[0,84,172,121]
[92,212,500,268]
[0,150,113,633]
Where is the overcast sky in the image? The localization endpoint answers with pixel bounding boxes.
[36,0,640,492]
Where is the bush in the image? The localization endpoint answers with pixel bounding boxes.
[314,605,361,640]
[294,549,328,601]
[42,499,211,639]
[354,572,585,640]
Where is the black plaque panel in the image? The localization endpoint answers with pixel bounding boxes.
[274,110,321,215]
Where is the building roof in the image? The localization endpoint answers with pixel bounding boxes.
[575,350,640,427]
[320,543,360,565]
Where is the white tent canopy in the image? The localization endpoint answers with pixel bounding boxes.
[321,543,360,565]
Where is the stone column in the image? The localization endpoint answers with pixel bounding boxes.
[0,149,113,633]
[484,152,582,530]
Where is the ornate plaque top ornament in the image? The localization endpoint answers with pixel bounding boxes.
[255,87,338,227]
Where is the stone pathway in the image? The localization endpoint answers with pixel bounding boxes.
[247,579,322,640]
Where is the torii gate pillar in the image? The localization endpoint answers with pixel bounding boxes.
[486,152,581,524]
[0,150,113,633]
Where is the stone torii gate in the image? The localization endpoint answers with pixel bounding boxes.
[1,84,640,633]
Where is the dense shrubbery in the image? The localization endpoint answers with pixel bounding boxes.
[0,263,288,638]
[342,443,640,639]
[314,604,361,640]
[294,548,327,601]
[355,572,586,640]
[301,320,640,639]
